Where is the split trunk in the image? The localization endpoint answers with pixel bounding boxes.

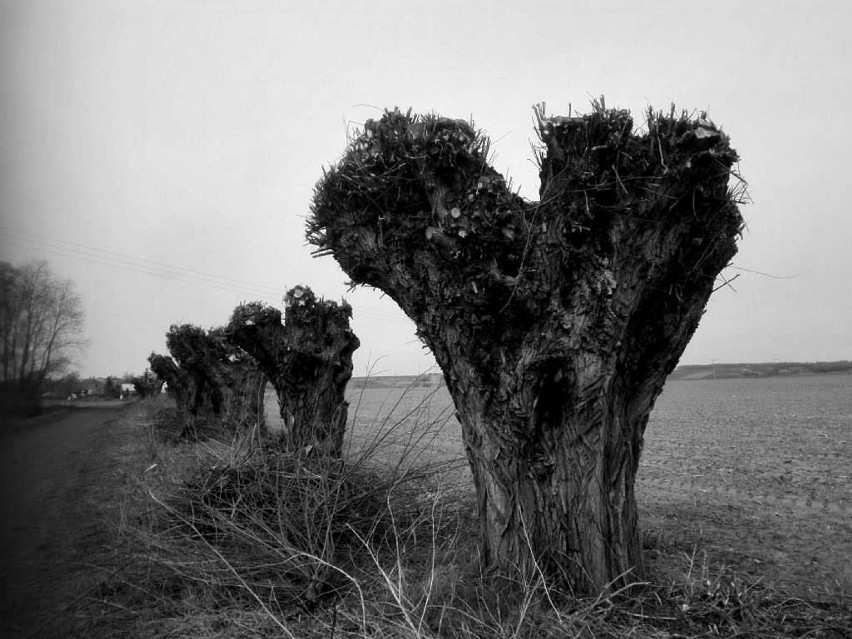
[309,106,744,592]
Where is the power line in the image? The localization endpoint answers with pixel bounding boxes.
[729,265,800,280]
[2,233,283,300]
[1,224,281,294]
[0,226,413,324]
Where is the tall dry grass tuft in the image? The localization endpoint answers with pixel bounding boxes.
[130,379,471,635]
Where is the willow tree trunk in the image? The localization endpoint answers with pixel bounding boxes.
[220,362,268,433]
[226,287,360,456]
[163,323,231,422]
[309,105,744,593]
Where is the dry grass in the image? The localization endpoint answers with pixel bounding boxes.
[63,387,852,639]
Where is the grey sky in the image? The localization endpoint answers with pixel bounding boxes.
[1,0,850,377]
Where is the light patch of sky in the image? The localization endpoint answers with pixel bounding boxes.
[1,0,850,376]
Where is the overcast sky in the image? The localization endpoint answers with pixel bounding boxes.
[1,0,850,378]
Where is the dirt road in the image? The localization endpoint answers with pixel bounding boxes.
[0,403,142,638]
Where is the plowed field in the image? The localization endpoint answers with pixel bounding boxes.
[329,373,852,599]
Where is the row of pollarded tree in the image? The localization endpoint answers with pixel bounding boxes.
[147,285,359,454]
[148,101,745,597]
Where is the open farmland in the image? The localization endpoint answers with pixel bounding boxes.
[639,373,852,599]
[266,373,852,599]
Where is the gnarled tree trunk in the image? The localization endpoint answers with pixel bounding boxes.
[308,104,745,593]
[206,327,268,433]
[227,286,360,456]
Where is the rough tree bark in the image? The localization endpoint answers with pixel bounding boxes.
[308,104,745,593]
[207,327,268,433]
[226,286,360,456]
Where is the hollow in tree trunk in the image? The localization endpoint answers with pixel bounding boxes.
[308,104,745,593]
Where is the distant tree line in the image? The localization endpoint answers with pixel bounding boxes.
[37,372,163,400]
[806,360,852,374]
[670,360,852,380]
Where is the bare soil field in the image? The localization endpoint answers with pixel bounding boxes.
[335,373,852,600]
[640,374,852,600]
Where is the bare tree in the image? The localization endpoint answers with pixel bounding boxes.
[227,285,360,456]
[308,104,745,593]
[0,261,86,412]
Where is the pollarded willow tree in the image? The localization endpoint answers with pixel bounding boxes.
[226,285,360,456]
[308,104,745,594]
[207,327,269,431]
[154,325,267,432]
[165,324,226,418]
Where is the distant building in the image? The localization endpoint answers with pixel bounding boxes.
[77,377,106,395]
